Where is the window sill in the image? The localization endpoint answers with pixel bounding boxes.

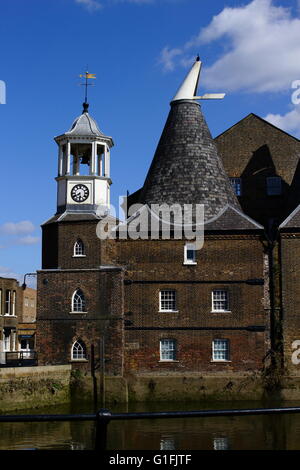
[159,360,180,363]
[3,314,17,317]
[70,359,88,362]
[72,255,86,258]
[210,360,232,363]
[211,311,231,314]
[69,311,88,315]
[183,262,197,266]
[158,310,179,313]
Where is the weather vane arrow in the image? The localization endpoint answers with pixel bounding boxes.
[79,69,96,104]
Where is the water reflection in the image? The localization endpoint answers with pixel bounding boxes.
[0,400,300,450]
[160,435,176,450]
[213,437,229,450]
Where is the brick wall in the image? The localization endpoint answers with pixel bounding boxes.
[36,268,124,375]
[215,114,300,227]
[116,236,269,375]
[279,234,300,375]
[42,219,107,269]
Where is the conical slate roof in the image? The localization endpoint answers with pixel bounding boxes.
[139,97,240,221]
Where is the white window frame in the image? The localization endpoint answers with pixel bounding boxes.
[230,177,242,196]
[212,339,230,362]
[19,338,33,357]
[159,290,178,312]
[159,339,177,362]
[71,289,86,313]
[3,331,10,352]
[184,243,197,265]
[211,290,230,312]
[12,291,16,316]
[11,331,16,352]
[4,290,11,315]
[71,340,87,361]
[266,176,282,196]
[73,239,86,257]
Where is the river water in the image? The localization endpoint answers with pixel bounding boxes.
[1,399,300,450]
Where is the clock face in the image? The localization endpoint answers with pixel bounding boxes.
[71,184,89,203]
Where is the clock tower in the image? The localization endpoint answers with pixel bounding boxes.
[55,102,114,216]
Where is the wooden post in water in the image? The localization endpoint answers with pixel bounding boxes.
[95,408,111,451]
[99,336,105,407]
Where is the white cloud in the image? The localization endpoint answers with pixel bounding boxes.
[264,105,300,137]
[18,235,40,246]
[0,220,35,235]
[75,0,102,11]
[159,0,300,94]
[75,0,175,10]
[158,47,183,71]
[0,267,36,288]
[0,266,22,283]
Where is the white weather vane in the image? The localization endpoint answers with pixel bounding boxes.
[172,55,225,102]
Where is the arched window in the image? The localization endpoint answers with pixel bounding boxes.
[71,340,86,360]
[73,239,85,257]
[72,289,86,312]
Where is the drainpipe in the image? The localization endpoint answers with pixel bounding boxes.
[265,229,283,376]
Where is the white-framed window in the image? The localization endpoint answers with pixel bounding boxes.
[230,177,242,196]
[73,239,85,257]
[19,338,34,357]
[184,243,197,265]
[212,339,230,361]
[159,290,177,312]
[212,290,229,312]
[71,340,86,360]
[3,330,10,352]
[5,290,11,315]
[72,289,86,312]
[12,291,16,316]
[266,176,281,196]
[160,339,177,361]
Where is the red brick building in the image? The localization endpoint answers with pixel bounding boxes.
[0,278,36,366]
[36,58,300,400]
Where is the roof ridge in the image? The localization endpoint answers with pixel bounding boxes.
[215,112,300,142]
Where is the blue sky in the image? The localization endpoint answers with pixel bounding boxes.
[1,0,300,285]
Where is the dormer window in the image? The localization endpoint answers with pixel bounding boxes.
[266,177,281,196]
[184,243,197,265]
[230,177,242,196]
[73,239,85,257]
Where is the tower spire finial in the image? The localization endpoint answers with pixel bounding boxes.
[79,69,96,112]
